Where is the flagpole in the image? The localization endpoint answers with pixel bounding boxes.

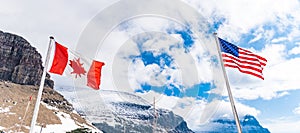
[213,33,242,133]
[29,36,54,133]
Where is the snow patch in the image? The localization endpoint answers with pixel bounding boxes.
[0,126,5,130]
[0,106,10,113]
[33,112,101,133]
[41,102,59,111]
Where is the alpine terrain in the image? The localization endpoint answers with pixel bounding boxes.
[0,30,99,133]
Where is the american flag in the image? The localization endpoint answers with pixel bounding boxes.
[218,37,267,80]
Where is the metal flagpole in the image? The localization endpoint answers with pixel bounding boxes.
[213,33,242,133]
[29,36,54,133]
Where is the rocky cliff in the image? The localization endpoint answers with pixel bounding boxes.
[0,30,53,88]
[0,30,99,132]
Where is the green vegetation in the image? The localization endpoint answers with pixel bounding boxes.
[67,128,92,133]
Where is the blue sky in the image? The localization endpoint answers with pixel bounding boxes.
[1,0,300,132]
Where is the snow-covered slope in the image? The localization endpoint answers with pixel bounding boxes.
[56,86,269,133]
[0,81,100,133]
[55,87,194,133]
[32,110,101,133]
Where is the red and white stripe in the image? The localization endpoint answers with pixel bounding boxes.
[222,48,267,80]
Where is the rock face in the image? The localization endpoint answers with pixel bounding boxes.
[0,30,53,88]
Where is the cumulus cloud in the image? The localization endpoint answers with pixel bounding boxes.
[293,105,300,115]
[288,42,300,55]
[264,117,300,133]
[0,0,118,59]
[191,0,299,39]
[271,37,288,43]
[103,16,217,93]
[139,90,260,131]
[186,99,260,130]
[249,33,263,44]
[128,58,169,88]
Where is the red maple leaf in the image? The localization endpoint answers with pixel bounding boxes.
[69,58,86,78]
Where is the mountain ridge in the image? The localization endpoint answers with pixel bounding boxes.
[56,87,195,133]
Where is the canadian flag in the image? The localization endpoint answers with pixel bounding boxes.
[49,41,105,90]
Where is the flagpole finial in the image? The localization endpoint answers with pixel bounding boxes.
[49,36,54,39]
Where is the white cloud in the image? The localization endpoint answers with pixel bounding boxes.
[276,91,289,98]
[0,0,118,61]
[263,118,300,133]
[263,57,300,89]
[289,47,300,55]
[271,37,288,43]
[186,99,260,131]
[287,27,300,42]
[128,58,167,88]
[261,44,287,66]
[99,16,217,91]
[138,91,260,130]
[249,33,262,44]
[293,105,300,115]
[136,90,260,131]
[185,0,300,45]
[289,43,300,55]
[245,26,276,44]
